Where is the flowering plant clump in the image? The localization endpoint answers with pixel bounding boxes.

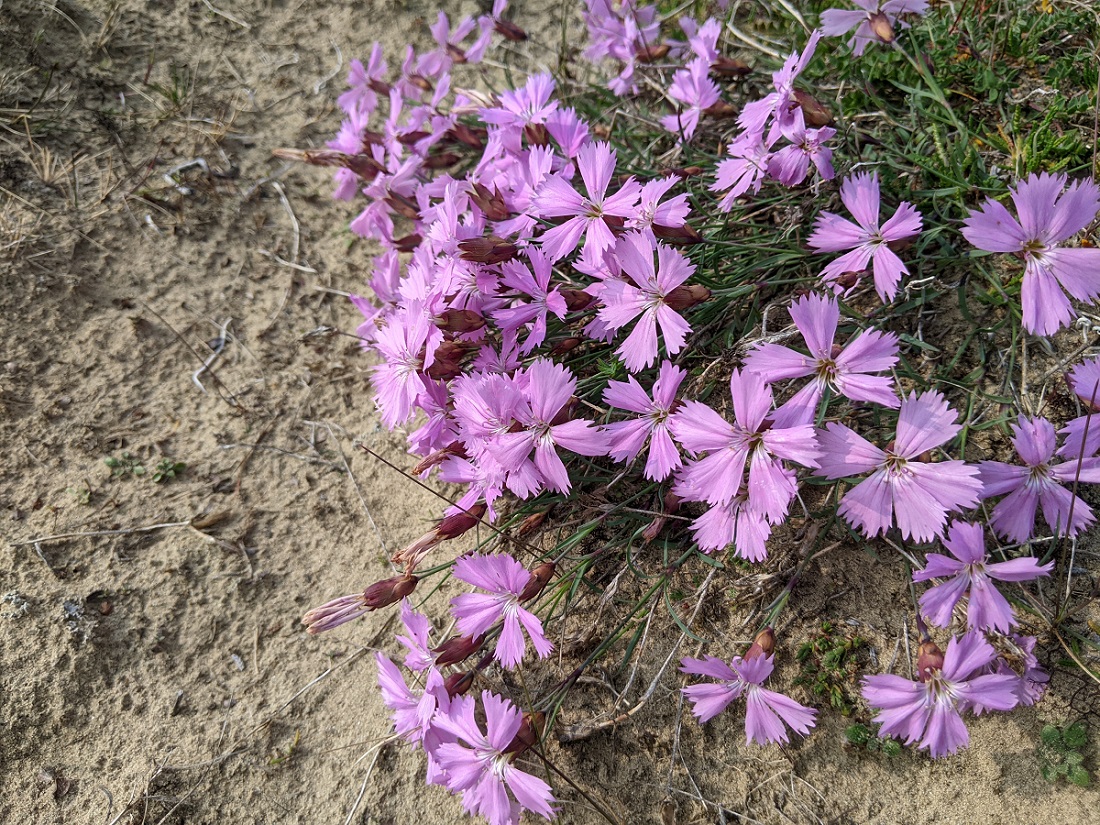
[282,1,1100,821]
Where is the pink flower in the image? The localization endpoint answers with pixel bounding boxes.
[711,132,775,211]
[807,171,923,302]
[370,304,444,428]
[434,691,557,825]
[490,359,610,494]
[396,598,438,672]
[492,249,568,353]
[671,369,820,523]
[598,231,696,372]
[603,360,686,480]
[532,141,641,261]
[914,520,1053,633]
[688,492,773,560]
[738,29,822,141]
[450,553,554,668]
[978,415,1100,543]
[744,292,899,427]
[766,109,836,187]
[660,57,721,142]
[376,656,454,784]
[680,653,817,744]
[627,176,691,232]
[961,172,1100,335]
[821,1,929,57]
[1058,355,1100,458]
[816,390,981,542]
[861,633,1019,758]
[338,43,388,116]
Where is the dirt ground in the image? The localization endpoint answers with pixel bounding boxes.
[2,1,1099,824]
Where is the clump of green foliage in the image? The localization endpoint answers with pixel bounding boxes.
[794,621,867,715]
[1039,722,1091,787]
[845,722,903,757]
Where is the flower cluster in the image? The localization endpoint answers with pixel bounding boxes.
[287,4,1100,821]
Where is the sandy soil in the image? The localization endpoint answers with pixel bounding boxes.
[1,1,1098,824]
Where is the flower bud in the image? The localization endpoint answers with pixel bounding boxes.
[519,562,556,602]
[393,233,423,253]
[662,165,705,178]
[392,503,488,568]
[459,236,520,265]
[272,148,383,181]
[550,337,583,356]
[434,634,486,666]
[436,308,486,334]
[494,19,528,42]
[744,627,776,661]
[704,101,737,118]
[868,11,895,44]
[469,183,510,221]
[504,711,546,755]
[385,193,421,221]
[711,56,751,78]
[634,43,671,63]
[407,74,433,92]
[397,130,431,147]
[641,514,666,543]
[524,123,551,147]
[444,670,477,697]
[363,573,419,609]
[560,288,595,312]
[518,508,551,536]
[652,223,704,245]
[917,640,945,681]
[663,283,711,310]
[447,123,487,149]
[411,442,467,476]
[423,152,460,170]
[834,270,863,290]
[792,89,834,128]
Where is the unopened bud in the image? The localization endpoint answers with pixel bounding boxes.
[868,11,895,44]
[338,574,420,616]
[641,514,666,543]
[445,670,477,697]
[652,223,704,245]
[504,711,546,755]
[663,283,711,310]
[917,640,944,681]
[407,74,433,93]
[560,288,594,312]
[549,396,578,426]
[494,19,528,42]
[744,627,776,661]
[424,152,460,170]
[426,340,468,380]
[439,503,487,539]
[711,56,752,78]
[793,89,834,128]
[447,123,487,149]
[397,130,430,147]
[272,148,383,181]
[393,233,423,253]
[518,508,551,536]
[446,43,468,64]
[664,490,682,514]
[436,308,486,334]
[704,100,737,118]
[662,165,705,178]
[519,562,556,602]
[835,270,863,290]
[434,634,486,667]
[524,123,550,147]
[385,193,421,221]
[634,43,671,63]
[393,502,487,568]
[459,236,519,265]
[411,442,467,476]
[550,337,582,356]
[469,183,510,221]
